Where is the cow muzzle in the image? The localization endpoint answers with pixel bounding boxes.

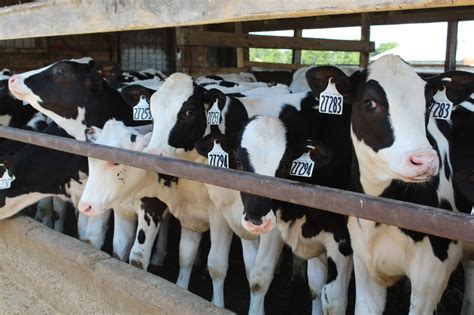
[241,212,276,235]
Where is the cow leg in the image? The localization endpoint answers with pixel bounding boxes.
[129,207,165,270]
[36,198,53,228]
[52,197,67,233]
[353,254,386,315]
[83,209,111,249]
[248,228,284,315]
[77,212,89,241]
[207,211,233,307]
[150,210,170,267]
[112,212,136,261]
[241,239,259,279]
[177,227,202,289]
[307,255,327,315]
[462,260,474,315]
[321,242,353,315]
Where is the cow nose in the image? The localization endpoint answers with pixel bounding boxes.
[78,201,92,214]
[244,214,263,226]
[408,152,438,168]
[8,75,17,86]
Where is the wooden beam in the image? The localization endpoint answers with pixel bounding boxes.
[292,29,303,64]
[246,61,302,70]
[244,6,474,32]
[445,21,459,71]
[0,1,473,40]
[178,30,375,52]
[359,13,371,69]
[188,67,251,78]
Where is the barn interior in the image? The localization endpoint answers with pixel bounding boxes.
[0,1,473,314]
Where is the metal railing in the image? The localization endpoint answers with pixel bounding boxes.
[0,125,472,243]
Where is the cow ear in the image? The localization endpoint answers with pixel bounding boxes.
[195,132,235,157]
[306,66,352,101]
[203,88,226,110]
[455,169,474,203]
[427,71,474,104]
[121,85,155,107]
[306,140,333,169]
[85,126,102,143]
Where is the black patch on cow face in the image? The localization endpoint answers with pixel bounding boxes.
[168,84,208,151]
[444,153,451,180]
[326,257,338,284]
[222,97,248,136]
[24,60,99,119]
[0,79,8,98]
[120,84,155,107]
[130,134,137,143]
[157,174,178,187]
[351,79,394,152]
[219,81,238,88]
[241,192,276,225]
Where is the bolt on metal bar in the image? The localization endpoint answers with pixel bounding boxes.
[0,125,473,243]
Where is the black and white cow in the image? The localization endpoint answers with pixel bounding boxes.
[317,54,466,314]
[144,72,353,314]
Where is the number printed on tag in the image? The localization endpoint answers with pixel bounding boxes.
[207,100,221,125]
[290,152,315,177]
[430,88,453,120]
[319,78,343,115]
[208,141,229,168]
[133,95,152,121]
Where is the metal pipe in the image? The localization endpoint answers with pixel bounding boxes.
[0,125,473,243]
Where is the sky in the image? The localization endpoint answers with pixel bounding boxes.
[252,21,474,63]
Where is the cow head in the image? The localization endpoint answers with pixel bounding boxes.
[78,120,151,216]
[8,57,103,140]
[120,83,158,108]
[145,73,221,159]
[309,55,439,195]
[427,70,474,105]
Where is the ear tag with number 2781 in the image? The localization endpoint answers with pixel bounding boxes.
[208,141,228,168]
[319,78,343,115]
[133,95,152,121]
[207,100,221,125]
[290,146,315,178]
[430,87,453,120]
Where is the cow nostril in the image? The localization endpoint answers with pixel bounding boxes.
[410,157,423,166]
[8,76,16,85]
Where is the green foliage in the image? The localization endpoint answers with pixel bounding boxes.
[249,41,400,66]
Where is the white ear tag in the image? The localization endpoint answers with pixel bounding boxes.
[318,78,343,115]
[207,100,221,125]
[0,166,14,190]
[430,88,453,120]
[290,151,315,178]
[207,141,228,168]
[133,95,152,121]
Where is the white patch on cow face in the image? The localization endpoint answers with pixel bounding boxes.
[0,114,12,126]
[352,55,438,195]
[25,112,46,130]
[79,120,152,215]
[241,117,287,177]
[146,73,194,158]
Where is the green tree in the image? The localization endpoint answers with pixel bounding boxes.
[371,42,399,57]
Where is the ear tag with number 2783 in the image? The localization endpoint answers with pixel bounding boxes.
[319,78,343,115]
[207,100,221,125]
[430,87,453,121]
[208,141,228,168]
[133,95,152,121]
[290,145,315,178]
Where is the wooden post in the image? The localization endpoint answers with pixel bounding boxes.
[292,29,302,65]
[445,20,458,71]
[359,13,371,68]
[235,22,247,68]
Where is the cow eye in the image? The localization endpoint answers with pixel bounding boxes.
[184,109,194,117]
[364,100,377,111]
[56,68,65,76]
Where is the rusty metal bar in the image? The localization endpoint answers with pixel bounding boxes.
[0,125,473,243]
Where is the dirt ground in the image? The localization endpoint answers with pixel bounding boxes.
[35,206,465,315]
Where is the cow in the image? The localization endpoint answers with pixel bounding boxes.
[195,72,257,85]
[144,72,350,314]
[306,55,466,314]
[77,120,217,301]
[196,110,353,315]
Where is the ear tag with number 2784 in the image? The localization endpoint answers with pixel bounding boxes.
[208,141,228,168]
[319,78,343,115]
[133,95,152,121]
[290,145,315,178]
[430,87,453,120]
[207,100,221,125]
